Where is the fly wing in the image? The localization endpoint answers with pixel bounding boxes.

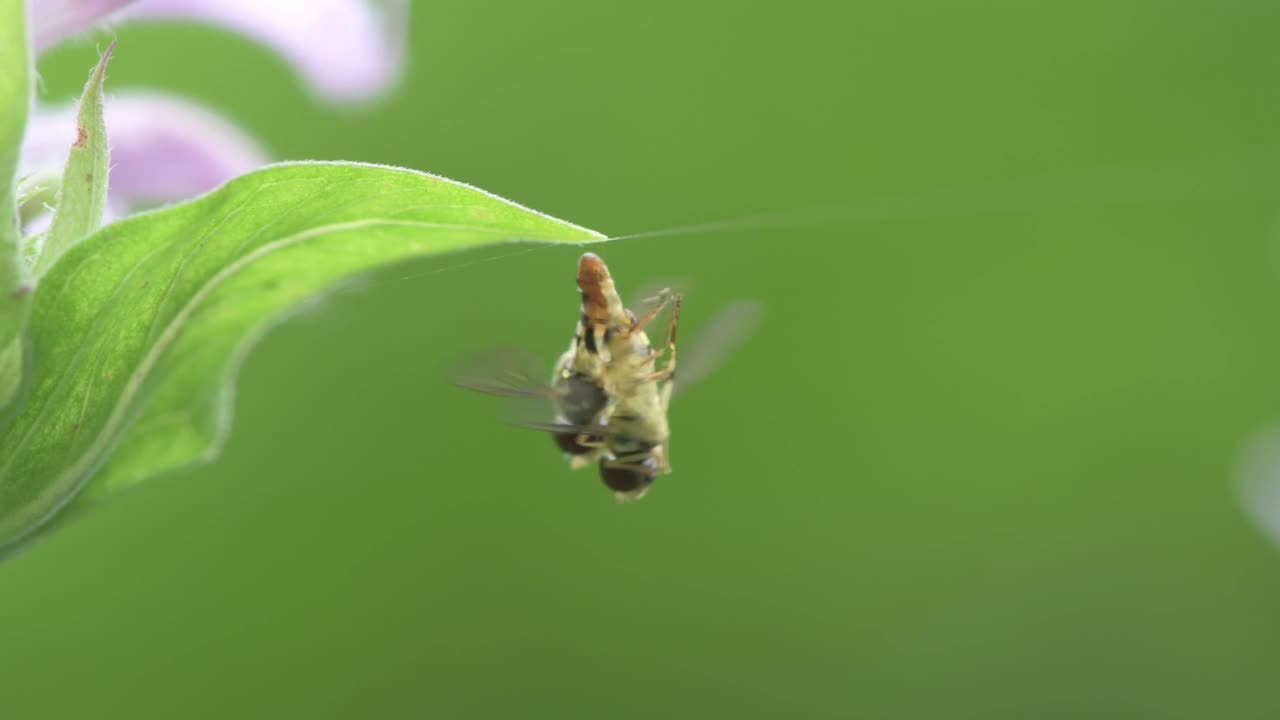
[453,344,607,435]
[673,299,763,398]
[476,387,608,440]
[451,344,552,399]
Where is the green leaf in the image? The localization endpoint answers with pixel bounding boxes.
[0,0,29,246]
[0,161,604,551]
[33,43,115,279]
[0,0,34,406]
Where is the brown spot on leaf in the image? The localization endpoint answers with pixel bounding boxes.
[70,423,81,434]
[73,126,88,148]
[84,173,93,184]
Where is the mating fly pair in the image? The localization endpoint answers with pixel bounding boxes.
[457,252,758,502]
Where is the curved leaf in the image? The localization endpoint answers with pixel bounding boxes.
[0,0,34,407]
[0,161,605,550]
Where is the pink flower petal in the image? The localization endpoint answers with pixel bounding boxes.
[1237,423,1280,548]
[30,0,407,104]
[130,0,407,103]
[23,212,54,238]
[21,92,268,212]
[30,0,139,52]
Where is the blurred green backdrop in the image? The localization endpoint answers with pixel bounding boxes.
[6,0,1280,717]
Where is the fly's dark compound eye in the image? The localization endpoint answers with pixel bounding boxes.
[553,431,600,456]
[599,456,659,495]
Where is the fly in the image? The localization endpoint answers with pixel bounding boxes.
[455,252,760,502]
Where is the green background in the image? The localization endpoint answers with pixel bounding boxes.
[6,0,1280,717]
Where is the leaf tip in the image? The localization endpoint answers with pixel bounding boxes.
[87,40,117,92]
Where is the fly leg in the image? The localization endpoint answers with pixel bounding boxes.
[568,447,605,470]
[627,288,675,336]
[601,454,662,474]
[643,294,681,384]
[566,433,607,469]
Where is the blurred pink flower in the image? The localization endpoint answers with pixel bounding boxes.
[21,0,408,227]
[30,1,133,50]
[31,0,408,103]
[21,92,269,219]
[1238,424,1280,548]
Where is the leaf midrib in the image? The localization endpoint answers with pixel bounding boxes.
[3,217,553,536]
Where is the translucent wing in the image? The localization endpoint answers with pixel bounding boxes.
[655,300,762,474]
[451,344,552,399]
[673,299,763,397]
[452,344,606,436]
[490,392,609,457]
